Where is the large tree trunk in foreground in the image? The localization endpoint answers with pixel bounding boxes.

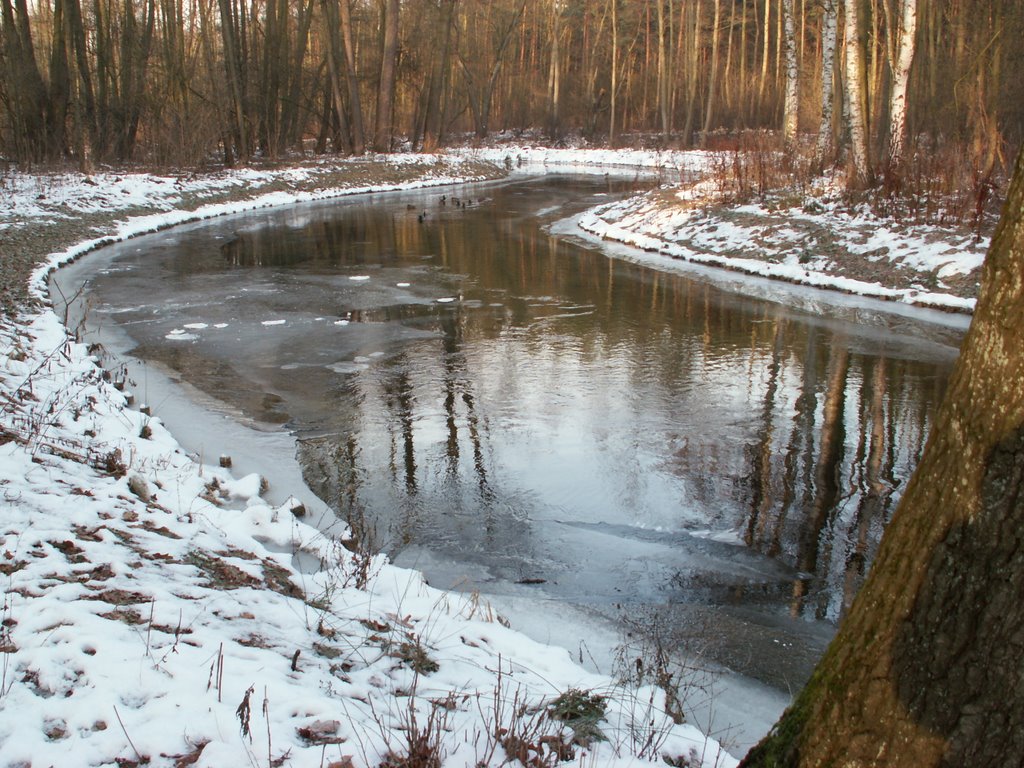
[740,146,1024,766]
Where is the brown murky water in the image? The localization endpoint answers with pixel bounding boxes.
[68,175,965,691]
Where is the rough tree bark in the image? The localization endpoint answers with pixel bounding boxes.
[740,144,1024,767]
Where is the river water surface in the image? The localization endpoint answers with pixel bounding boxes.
[61,175,968,748]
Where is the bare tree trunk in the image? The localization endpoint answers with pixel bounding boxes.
[338,0,364,155]
[218,0,249,163]
[759,0,772,105]
[321,0,353,153]
[656,0,669,139]
[278,0,314,154]
[682,0,701,145]
[546,0,562,139]
[610,0,618,144]
[422,0,455,151]
[374,0,399,152]
[456,0,524,139]
[64,0,99,164]
[1,0,66,160]
[702,0,722,141]
[117,0,156,160]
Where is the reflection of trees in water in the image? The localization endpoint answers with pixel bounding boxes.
[732,319,939,622]
[221,210,402,269]
[264,182,950,621]
[300,299,504,556]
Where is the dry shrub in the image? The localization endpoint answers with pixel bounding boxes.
[873,136,1009,233]
[706,131,817,205]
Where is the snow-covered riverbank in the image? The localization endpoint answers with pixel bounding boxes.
[0,148,988,767]
[2,153,742,768]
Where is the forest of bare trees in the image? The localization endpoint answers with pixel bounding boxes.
[2,0,1021,188]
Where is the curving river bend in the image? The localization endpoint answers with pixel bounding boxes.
[58,174,968,749]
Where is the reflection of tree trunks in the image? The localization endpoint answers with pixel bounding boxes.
[442,312,461,477]
[791,343,849,618]
[771,326,819,559]
[384,366,417,495]
[841,356,888,616]
[439,306,492,502]
[746,317,785,549]
[463,391,493,502]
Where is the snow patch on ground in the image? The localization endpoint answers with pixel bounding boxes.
[574,189,984,313]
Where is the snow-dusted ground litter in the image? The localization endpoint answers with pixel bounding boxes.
[573,177,986,313]
[0,147,989,766]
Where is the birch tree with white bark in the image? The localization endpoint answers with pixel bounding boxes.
[816,0,839,163]
[844,0,871,184]
[886,0,918,171]
[782,0,799,143]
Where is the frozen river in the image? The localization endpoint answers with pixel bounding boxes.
[57,174,967,752]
